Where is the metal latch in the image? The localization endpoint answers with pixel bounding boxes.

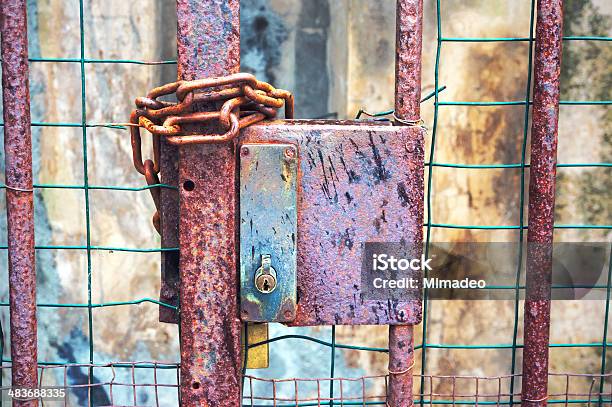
[242,322,269,369]
[239,143,298,323]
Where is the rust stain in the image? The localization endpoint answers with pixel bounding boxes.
[388,325,415,406]
[240,121,424,326]
[394,0,423,123]
[390,1,423,405]
[521,1,563,406]
[176,0,242,405]
[1,0,39,404]
[159,133,180,323]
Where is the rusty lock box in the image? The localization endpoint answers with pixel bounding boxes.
[238,120,424,326]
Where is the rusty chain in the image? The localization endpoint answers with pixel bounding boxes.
[130,72,294,233]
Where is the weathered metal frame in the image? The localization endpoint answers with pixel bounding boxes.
[167,0,425,405]
[0,0,574,405]
[173,1,242,406]
[1,1,39,405]
[520,0,564,405]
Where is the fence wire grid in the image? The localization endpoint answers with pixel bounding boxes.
[0,0,611,406]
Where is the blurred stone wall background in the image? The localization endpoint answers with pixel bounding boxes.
[0,0,610,403]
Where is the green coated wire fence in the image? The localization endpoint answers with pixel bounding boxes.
[423,0,609,405]
[0,0,611,406]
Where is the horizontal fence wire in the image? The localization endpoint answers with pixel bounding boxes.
[2,364,610,407]
[0,0,610,406]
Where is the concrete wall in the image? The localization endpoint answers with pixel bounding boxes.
[0,0,610,402]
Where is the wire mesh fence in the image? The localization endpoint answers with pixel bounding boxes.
[1,362,611,406]
[242,373,612,406]
[0,362,180,406]
[0,0,610,406]
[420,0,610,404]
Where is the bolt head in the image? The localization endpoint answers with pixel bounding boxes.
[284,146,296,159]
[241,146,250,157]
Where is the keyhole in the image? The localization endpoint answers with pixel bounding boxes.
[263,279,270,292]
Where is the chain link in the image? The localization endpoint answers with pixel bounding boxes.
[129,73,294,233]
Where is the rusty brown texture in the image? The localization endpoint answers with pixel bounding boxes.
[158,138,179,323]
[176,0,240,83]
[394,0,423,122]
[388,325,415,406]
[389,1,423,405]
[176,0,242,405]
[1,0,39,404]
[240,121,424,326]
[131,74,293,145]
[521,1,563,406]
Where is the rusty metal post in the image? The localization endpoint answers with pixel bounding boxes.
[157,0,180,326]
[158,140,180,324]
[388,1,423,406]
[176,0,242,405]
[0,0,39,405]
[388,325,415,406]
[520,1,563,406]
[394,0,423,123]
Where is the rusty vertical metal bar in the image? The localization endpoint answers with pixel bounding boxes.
[389,1,423,406]
[394,0,423,123]
[176,0,241,406]
[0,0,39,405]
[521,1,563,406]
[158,141,180,323]
[388,326,415,406]
[157,0,180,325]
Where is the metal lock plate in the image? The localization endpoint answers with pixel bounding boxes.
[240,143,298,322]
[240,120,424,326]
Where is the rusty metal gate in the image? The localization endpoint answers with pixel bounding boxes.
[1,0,611,406]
